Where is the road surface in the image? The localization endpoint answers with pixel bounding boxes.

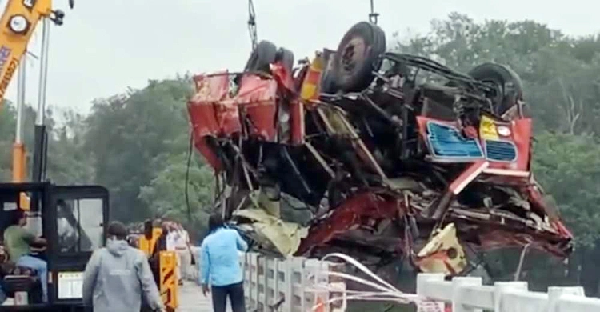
[177,281,216,312]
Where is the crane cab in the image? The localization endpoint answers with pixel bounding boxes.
[0,182,109,311]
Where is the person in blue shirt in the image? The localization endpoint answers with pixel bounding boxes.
[199,213,248,312]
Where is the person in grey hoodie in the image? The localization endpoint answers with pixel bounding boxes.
[82,221,164,312]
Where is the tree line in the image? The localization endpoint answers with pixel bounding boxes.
[1,13,599,294]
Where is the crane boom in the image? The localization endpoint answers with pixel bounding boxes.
[0,0,74,209]
[0,0,72,106]
[0,0,50,103]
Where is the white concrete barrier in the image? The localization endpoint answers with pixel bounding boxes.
[190,247,344,312]
[417,273,600,312]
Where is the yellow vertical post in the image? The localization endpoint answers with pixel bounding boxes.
[159,251,179,311]
[13,142,29,210]
[12,143,25,182]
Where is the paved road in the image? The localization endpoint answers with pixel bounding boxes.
[177,281,216,312]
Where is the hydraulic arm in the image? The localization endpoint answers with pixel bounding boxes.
[0,0,74,185]
[0,0,73,103]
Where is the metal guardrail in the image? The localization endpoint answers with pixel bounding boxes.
[417,273,600,312]
[190,247,345,312]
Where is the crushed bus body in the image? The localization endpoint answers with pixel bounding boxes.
[186,22,573,276]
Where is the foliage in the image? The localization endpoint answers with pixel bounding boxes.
[0,101,17,180]
[83,78,194,223]
[532,132,600,247]
[139,150,215,240]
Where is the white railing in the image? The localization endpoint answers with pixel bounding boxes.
[240,253,345,312]
[417,273,600,312]
[190,247,345,312]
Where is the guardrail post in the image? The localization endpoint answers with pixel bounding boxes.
[286,258,294,311]
[416,273,447,311]
[272,258,280,310]
[547,286,585,312]
[240,253,247,307]
[493,281,528,312]
[244,253,250,307]
[327,261,346,312]
[254,254,261,311]
[260,256,268,311]
[452,277,482,312]
[416,273,446,297]
[328,281,347,312]
[248,253,258,311]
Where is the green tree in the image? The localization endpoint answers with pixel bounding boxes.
[46,107,94,185]
[139,151,214,241]
[138,129,216,240]
[84,77,194,222]
[0,101,17,180]
[532,132,600,247]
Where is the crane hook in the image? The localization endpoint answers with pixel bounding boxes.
[369,0,379,25]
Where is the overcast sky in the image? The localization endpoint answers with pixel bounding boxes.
[3,0,599,114]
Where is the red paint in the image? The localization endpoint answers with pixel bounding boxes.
[448,160,488,194]
[290,101,305,145]
[187,73,240,172]
[236,75,279,142]
[187,73,242,138]
[487,118,532,171]
[295,191,399,255]
[270,62,295,93]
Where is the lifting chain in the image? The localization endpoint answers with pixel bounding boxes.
[248,0,258,50]
[369,0,379,25]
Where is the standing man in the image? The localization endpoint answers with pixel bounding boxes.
[82,221,164,312]
[200,213,248,312]
[163,221,181,284]
[3,210,48,303]
[138,219,161,258]
[173,223,191,285]
[150,220,171,285]
[165,221,177,252]
[151,219,170,258]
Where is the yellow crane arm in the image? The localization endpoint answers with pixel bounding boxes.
[0,0,55,104]
[0,1,74,210]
